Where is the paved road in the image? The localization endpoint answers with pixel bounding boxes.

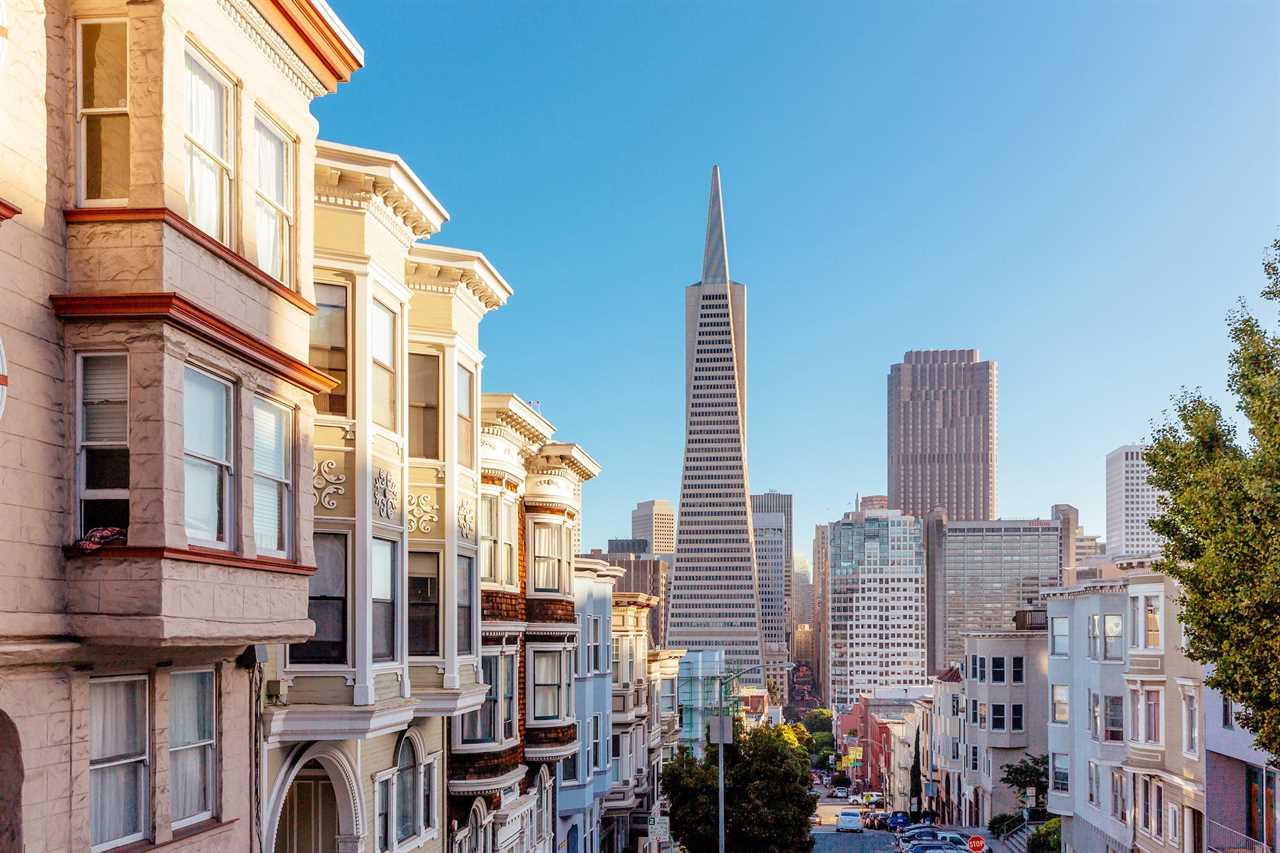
[810,796,897,852]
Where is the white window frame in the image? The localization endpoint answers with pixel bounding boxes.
[252,111,293,284]
[454,649,519,752]
[1103,613,1124,661]
[370,299,398,433]
[183,47,234,244]
[1051,684,1070,725]
[76,18,129,206]
[251,395,292,558]
[89,673,149,852]
[479,493,500,585]
[1051,616,1069,656]
[373,740,439,852]
[169,668,216,830]
[1129,588,1164,652]
[1051,752,1070,793]
[76,352,130,536]
[528,643,574,725]
[529,517,569,596]
[420,753,439,840]
[183,365,235,549]
[1181,685,1199,758]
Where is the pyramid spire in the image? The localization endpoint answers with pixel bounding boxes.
[700,165,730,285]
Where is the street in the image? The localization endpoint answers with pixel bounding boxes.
[809,795,897,852]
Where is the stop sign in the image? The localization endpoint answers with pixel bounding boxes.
[967,836,986,853]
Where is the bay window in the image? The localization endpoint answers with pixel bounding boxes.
[184,50,232,242]
[660,678,676,714]
[1144,595,1161,648]
[309,284,348,416]
[371,302,396,431]
[457,365,474,468]
[533,522,565,593]
[1183,690,1198,754]
[1111,768,1128,823]
[532,649,572,722]
[1131,593,1162,650]
[77,20,129,203]
[169,670,215,828]
[78,353,130,534]
[253,115,292,283]
[291,532,347,665]
[991,703,1005,731]
[457,555,475,655]
[1088,614,1100,659]
[408,552,440,657]
[990,656,1005,684]
[183,367,232,546]
[462,655,498,744]
[1143,688,1162,744]
[252,397,291,556]
[408,353,440,458]
[372,539,397,662]
[1012,655,1024,683]
[1012,704,1023,731]
[90,675,147,849]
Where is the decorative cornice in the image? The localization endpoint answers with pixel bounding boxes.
[263,701,415,743]
[63,207,318,315]
[50,291,337,395]
[219,0,327,98]
[411,683,488,717]
[448,765,527,797]
[523,740,580,761]
[63,545,316,576]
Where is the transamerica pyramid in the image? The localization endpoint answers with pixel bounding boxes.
[666,166,766,686]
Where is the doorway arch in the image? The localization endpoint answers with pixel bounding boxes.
[266,742,365,853]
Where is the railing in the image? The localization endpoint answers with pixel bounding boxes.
[995,816,1026,840]
[1208,819,1269,853]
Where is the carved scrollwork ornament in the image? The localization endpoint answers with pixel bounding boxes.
[311,459,347,509]
[407,493,440,535]
[373,468,399,520]
[458,497,477,541]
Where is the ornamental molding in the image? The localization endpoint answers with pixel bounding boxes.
[311,459,347,509]
[314,169,438,241]
[406,492,439,535]
[457,497,476,541]
[216,0,325,99]
[373,468,399,520]
[404,264,503,310]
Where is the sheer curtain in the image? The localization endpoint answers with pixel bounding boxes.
[252,398,289,553]
[185,54,225,239]
[255,119,286,278]
[183,368,228,542]
[170,671,213,823]
[534,652,559,718]
[90,679,145,846]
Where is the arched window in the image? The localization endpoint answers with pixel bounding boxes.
[466,804,482,853]
[396,739,418,843]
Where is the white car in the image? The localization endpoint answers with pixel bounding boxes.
[833,786,849,799]
[836,811,864,833]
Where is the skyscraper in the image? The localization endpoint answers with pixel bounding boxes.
[812,523,831,705]
[888,349,998,520]
[1106,445,1164,556]
[827,509,928,709]
[753,510,789,701]
[631,498,676,555]
[667,166,766,686]
[752,490,794,643]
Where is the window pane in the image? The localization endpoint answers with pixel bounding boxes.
[373,364,395,431]
[408,552,440,657]
[373,601,395,661]
[183,457,223,542]
[408,353,440,458]
[372,540,395,600]
[255,198,283,279]
[185,54,226,157]
[84,113,131,200]
[170,671,213,747]
[371,303,395,366]
[457,365,473,418]
[81,22,127,109]
[255,119,286,205]
[83,498,130,532]
[91,679,145,761]
[184,368,228,461]
[170,742,209,822]
[310,285,348,415]
[253,399,289,480]
[91,762,144,845]
[311,533,348,597]
[85,448,130,490]
[457,555,474,655]
[82,354,128,442]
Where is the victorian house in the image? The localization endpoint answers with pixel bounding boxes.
[0,1,360,850]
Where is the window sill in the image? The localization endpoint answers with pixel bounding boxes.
[63,545,315,576]
[115,818,239,852]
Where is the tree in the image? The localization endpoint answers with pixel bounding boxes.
[910,726,922,812]
[814,748,834,770]
[1146,240,1280,757]
[788,722,815,754]
[802,708,832,735]
[1026,817,1061,853]
[662,724,817,853]
[999,753,1047,807]
[811,731,834,754]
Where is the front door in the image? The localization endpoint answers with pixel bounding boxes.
[275,763,339,853]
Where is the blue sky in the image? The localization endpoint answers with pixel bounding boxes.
[316,1,1279,560]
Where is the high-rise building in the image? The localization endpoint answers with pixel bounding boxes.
[1106,445,1164,556]
[827,509,928,709]
[934,515,1066,667]
[1075,531,1105,563]
[888,349,998,520]
[608,537,651,554]
[631,499,676,555]
[813,524,831,705]
[582,546,668,647]
[752,491,794,640]
[860,494,890,511]
[667,166,766,686]
[753,510,789,701]
[793,563,814,627]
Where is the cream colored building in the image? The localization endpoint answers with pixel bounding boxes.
[0,1,360,850]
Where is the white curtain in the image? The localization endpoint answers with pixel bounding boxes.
[252,399,289,552]
[170,742,208,821]
[185,54,225,237]
[90,679,144,845]
[254,122,286,277]
[183,368,227,461]
[170,671,213,822]
[534,652,559,717]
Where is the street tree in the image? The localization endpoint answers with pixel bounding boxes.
[1146,240,1280,757]
[801,708,832,735]
[999,753,1048,807]
[662,724,817,853]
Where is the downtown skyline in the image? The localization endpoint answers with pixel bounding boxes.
[312,1,1280,553]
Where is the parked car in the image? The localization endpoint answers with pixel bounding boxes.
[937,831,968,846]
[907,843,964,853]
[833,786,849,799]
[871,812,891,830]
[864,791,886,807]
[898,828,941,849]
[836,811,865,833]
[887,811,912,832]
[809,813,823,826]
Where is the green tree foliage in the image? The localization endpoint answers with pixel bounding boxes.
[1146,241,1280,757]
[811,731,834,753]
[802,708,832,735]
[788,722,815,753]
[1026,817,1061,853]
[814,748,833,769]
[661,724,817,853]
[999,754,1048,806]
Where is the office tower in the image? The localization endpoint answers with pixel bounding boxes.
[608,538,651,554]
[632,499,676,555]
[827,509,928,709]
[924,508,949,676]
[793,563,814,627]
[1075,531,1104,562]
[860,494,890,511]
[1050,503,1081,570]
[752,491,794,643]
[753,510,789,701]
[936,514,1067,666]
[1106,445,1164,556]
[667,166,766,685]
[583,546,668,647]
[813,523,831,705]
[888,349,998,520]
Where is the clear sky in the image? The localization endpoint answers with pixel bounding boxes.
[315,1,1280,556]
